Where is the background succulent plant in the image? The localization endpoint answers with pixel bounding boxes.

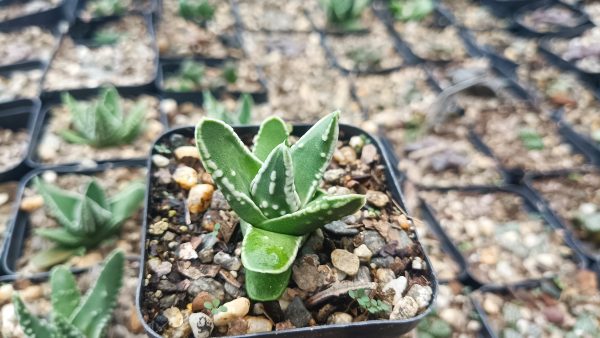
[178,0,215,23]
[13,250,125,338]
[202,91,253,125]
[60,87,146,148]
[321,0,370,31]
[195,111,366,300]
[31,177,145,270]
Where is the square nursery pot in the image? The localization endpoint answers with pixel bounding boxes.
[512,0,593,38]
[157,58,268,104]
[418,185,588,288]
[0,99,39,182]
[137,124,438,337]
[27,86,167,168]
[0,0,77,30]
[1,161,146,278]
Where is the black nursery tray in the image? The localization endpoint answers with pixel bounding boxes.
[137,124,439,338]
[480,0,544,18]
[1,161,146,278]
[418,185,588,289]
[0,99,40,182]
[539,37,600,90]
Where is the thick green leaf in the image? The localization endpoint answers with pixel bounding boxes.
[93,103,122,147]
[31,247,85,270]
[195,118,267,225]
[237,94,253,125]
[34,178,79,233]
[50,266,81,318]
[60,130,92,145]
[35,227,85,247]
[13,295,55,337]
[255,194,366,236]
[241,225,302,274]
[108,181,145,226]
[52,316,86,338]
[100,87,123,120]
[82,180,108,209]
[253,116,289,161]
[62,93,92,139]
[70,250,124,338]
[203,91,227,122]
[244,268,292,301]
[76,188,112,235]
[290,111,339,206]
[120,101,146,143]
[250,144,300,218]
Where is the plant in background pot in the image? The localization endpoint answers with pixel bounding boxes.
[30,177,145,270]
[320,0,370,31]
[179,0,215,24]
[13,250,125,337]
[60,86,146,148]
[195,111,366,300]
[165,60,207,92]
[88,0,127,17]
[389,0,434,22]
[202,91,253,125]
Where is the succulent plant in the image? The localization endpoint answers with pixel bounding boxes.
[389,0,434,22]
[60,87,146,148]
[167,60,206,92]
[518,128,545,150]
[321,0,370,31]
[30,177,145,269]
[179,0,215,23]
[195,111,366,300]
[221,61,238,85]
[349,288,391,314]
[92,29,121,46]
[13,250,125,338]
[203,91,253,125]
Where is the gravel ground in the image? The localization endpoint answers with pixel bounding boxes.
[0,182,18,248]
[0,0,61,21]
[0,128,29,173]
[0,69,42,103]
[0,26,57,67]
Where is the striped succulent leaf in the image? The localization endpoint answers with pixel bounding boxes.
[252,116,289,161]
[13,251,125,338]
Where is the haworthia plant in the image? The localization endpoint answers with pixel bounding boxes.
[195,111,366,300]
[60,86,146,148]
[13,250,125,338]
[31,177,145,270]
[203,91,253,125]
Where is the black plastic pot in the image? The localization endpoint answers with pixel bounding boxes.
[0,0,76,30]
[137,124,438,338]
[418,185,588,289]
[158,58,268,104]
[0,99,40,182]
[523,168,600,262]
[1,161,146,278]
[27,86,166,169]
[512,0,593,38]
[539,37,600,90]
[40,13,159,100]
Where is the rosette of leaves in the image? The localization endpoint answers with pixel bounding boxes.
[202,91,253,125]
[167,60,206,92]
[321,0,370,31]
[195,111,366,300]
[13,250,125,338]
[60,87,146,148]
[30,177,145,269]
[88,0,126,17]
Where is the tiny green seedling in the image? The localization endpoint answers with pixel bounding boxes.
[195,111,366,301]
[518,128,545,150]
[221,61,238,85]
[321,0,370,31]
[204,299,227,315]
[211,223,221,237]
[60,86,146,148]
[167,60,206,92]
[13,250,125,338]
[91,29,121,46]
[349,289,391,314]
